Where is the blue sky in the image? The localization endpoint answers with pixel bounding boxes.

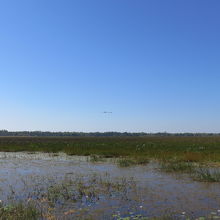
[0,0,220,132]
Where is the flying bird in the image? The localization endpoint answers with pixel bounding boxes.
[102,111,112,114]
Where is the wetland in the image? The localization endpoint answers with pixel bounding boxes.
[1,137,220,219]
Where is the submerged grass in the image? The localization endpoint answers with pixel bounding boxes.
[118,158,136,167]
[89,154,105,163]
[193,168,220,182]
[160,160,195,173]
[1,174,140,219]
[118,157,149,167]
[0,203,40,220]
[159,159,220,182]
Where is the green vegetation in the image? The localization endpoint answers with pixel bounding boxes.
[159,160,220,182]
[1,130,219,137]
[118,158,136,167]
[1,174,139,220]
[118,157,149,167]
[160,160,195,173]
[193,168,220,182]
[0,136,220,162]
[0,203,40,220]
[90,154,105,162]
[1,136,220,218]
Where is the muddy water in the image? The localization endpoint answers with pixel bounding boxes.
[0,152,220,219]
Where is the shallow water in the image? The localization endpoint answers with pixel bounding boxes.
[1,152,220,219]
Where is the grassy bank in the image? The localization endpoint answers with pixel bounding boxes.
[0,136,220,162]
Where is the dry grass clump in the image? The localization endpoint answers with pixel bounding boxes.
[182,152,204,162]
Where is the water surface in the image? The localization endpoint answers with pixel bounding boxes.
[0,152,220,219]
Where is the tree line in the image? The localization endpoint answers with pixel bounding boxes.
[0,130,219,137]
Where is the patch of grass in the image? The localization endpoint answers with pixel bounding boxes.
[117,157,149,167]
[1,174,139,219]
[160,161,195,173]
[90,154,105,162]
[193,168,220,182]
[118,158,136,167]
[0,203,40,220]
[133,157,149,165]
[45,174,137,207]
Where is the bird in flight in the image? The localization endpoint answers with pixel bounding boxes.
[102,111,112,114]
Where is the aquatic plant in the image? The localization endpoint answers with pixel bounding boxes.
[160,161,195,173]
[118,158,136,167]
[117,157,149,167]
[90,154,105,162]
[193,168,220,182]
[0,203,40,220]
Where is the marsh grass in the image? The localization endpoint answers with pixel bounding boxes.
[0,203,40,220]
[160,160,220,182]
[90,154,105,163]
[133,157,149,165]
[117,157,149,167]
[118,158,136,167]
[0,174,139,219]
[1,136,220,163]
[45,174,138,207]
[160,160,195,173]
[193,168,220,182]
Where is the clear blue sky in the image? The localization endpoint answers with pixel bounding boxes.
[0,0,220,132]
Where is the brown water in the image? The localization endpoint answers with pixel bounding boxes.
[0,152,220,219]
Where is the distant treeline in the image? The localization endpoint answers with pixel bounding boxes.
[0,130,219,137]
